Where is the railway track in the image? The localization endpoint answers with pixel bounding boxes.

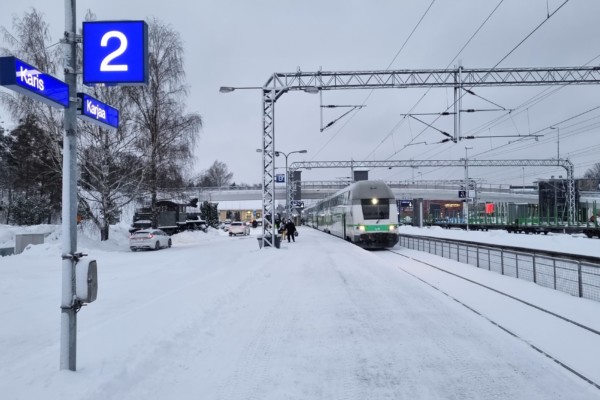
[381,248,600,391]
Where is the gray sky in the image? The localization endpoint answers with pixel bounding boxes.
[2,0,600,187]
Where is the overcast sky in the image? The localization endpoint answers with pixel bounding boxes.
[2,0,600,187]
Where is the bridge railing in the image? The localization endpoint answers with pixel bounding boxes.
[398,234,600,303]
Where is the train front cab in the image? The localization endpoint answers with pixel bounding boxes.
[350,198,399,249]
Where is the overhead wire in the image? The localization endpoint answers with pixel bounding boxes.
[463,47,600,139]
[384,0,574,181]
[371,0,506,163]
[309,0,437,161]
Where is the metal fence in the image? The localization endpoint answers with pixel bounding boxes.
[398,234,600,302]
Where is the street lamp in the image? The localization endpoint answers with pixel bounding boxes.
[464,146,473,231]
[220,86,320,94]
[219,86,264,93]
[222,84,316,249]
[550,126,560,163]
[257,148,308,220]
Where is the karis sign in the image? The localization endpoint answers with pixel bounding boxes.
[0,56,69,108]
[82,21,148,86]
[77,93,119,129]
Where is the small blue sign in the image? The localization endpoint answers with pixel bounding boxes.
[275,174,285,183]
[0,56,69,108]
[83,21,148,86]
[77,93,119,129]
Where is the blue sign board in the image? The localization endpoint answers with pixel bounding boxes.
[0,56,69,108]
[83,21,148,86]
[275,174,285,183]
[77,93,119,129]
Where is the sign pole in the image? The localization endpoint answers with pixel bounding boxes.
[60,0,79,371]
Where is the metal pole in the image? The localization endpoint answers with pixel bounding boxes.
[557,127,560,163]
[285,153,289,221]
[61,0,78,371]
[464,146,472,231]
[551,126,560,164]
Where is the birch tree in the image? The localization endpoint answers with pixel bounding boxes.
[78,85,147,240]
[0,9,64,218]
[125,18,202,228]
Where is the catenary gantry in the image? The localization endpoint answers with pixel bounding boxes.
[257,66,598,247]
[288,159,576,224]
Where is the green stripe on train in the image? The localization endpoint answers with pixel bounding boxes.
[349,224,394,232]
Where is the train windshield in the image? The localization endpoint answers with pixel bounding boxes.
[361,198,390,220]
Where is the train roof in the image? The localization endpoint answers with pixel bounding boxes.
[305,181,395,210]
[344,180,395,198]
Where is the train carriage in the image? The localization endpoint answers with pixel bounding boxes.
[305,180,399,249]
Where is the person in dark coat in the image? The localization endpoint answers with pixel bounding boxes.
[284,219,296,242]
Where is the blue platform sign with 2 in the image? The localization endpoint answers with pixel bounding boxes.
[83,21,148,86]
[0,56,69,108]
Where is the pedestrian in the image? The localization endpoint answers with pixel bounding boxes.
[285,219,296,242]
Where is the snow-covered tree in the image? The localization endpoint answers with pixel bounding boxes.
[9,193,51,225]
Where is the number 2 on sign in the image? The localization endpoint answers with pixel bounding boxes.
[100,31,128,72]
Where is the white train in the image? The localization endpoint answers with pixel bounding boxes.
[304,180,399,249]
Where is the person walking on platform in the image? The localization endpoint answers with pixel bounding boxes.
[285,219,296,243]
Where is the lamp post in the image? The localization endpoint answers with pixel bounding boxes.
[464,146,473,231]
[222,84,316,249]
[550,126,560,163]
[257,148,307,221]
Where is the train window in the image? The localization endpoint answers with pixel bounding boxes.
[361,198,390,220]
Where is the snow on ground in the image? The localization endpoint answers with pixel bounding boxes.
[399,224,600,258]
[0,223,599,399]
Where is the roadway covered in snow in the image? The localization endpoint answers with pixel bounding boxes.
[0,224,599,399]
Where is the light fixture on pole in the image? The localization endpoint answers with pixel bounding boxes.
[220,85,320,94]
[550,126,560,164]
[257,148,308,220]
[223,85,317,249]
[464,146,473,231]
[219,86,263,93]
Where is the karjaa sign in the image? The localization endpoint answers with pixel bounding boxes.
[77,93,119,129]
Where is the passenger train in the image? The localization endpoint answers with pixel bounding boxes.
[304,180,399,249]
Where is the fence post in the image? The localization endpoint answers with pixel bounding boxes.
[532,254,537,283]
[501,250,505,275]
[476,246,479,268]
[578,262,583,298]
[516,254,519,279]
[553,259,557,290]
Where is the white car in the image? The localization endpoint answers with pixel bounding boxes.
[228,221,250,236]
[129,229,172,251]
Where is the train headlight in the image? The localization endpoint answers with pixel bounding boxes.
[389,225,397,231]
[371,198,379,205]
[357,225,366,232]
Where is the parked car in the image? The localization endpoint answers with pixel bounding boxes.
[129,229,172,251]
[228,221,250,236]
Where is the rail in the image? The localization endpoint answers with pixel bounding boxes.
[398,234,600,302]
